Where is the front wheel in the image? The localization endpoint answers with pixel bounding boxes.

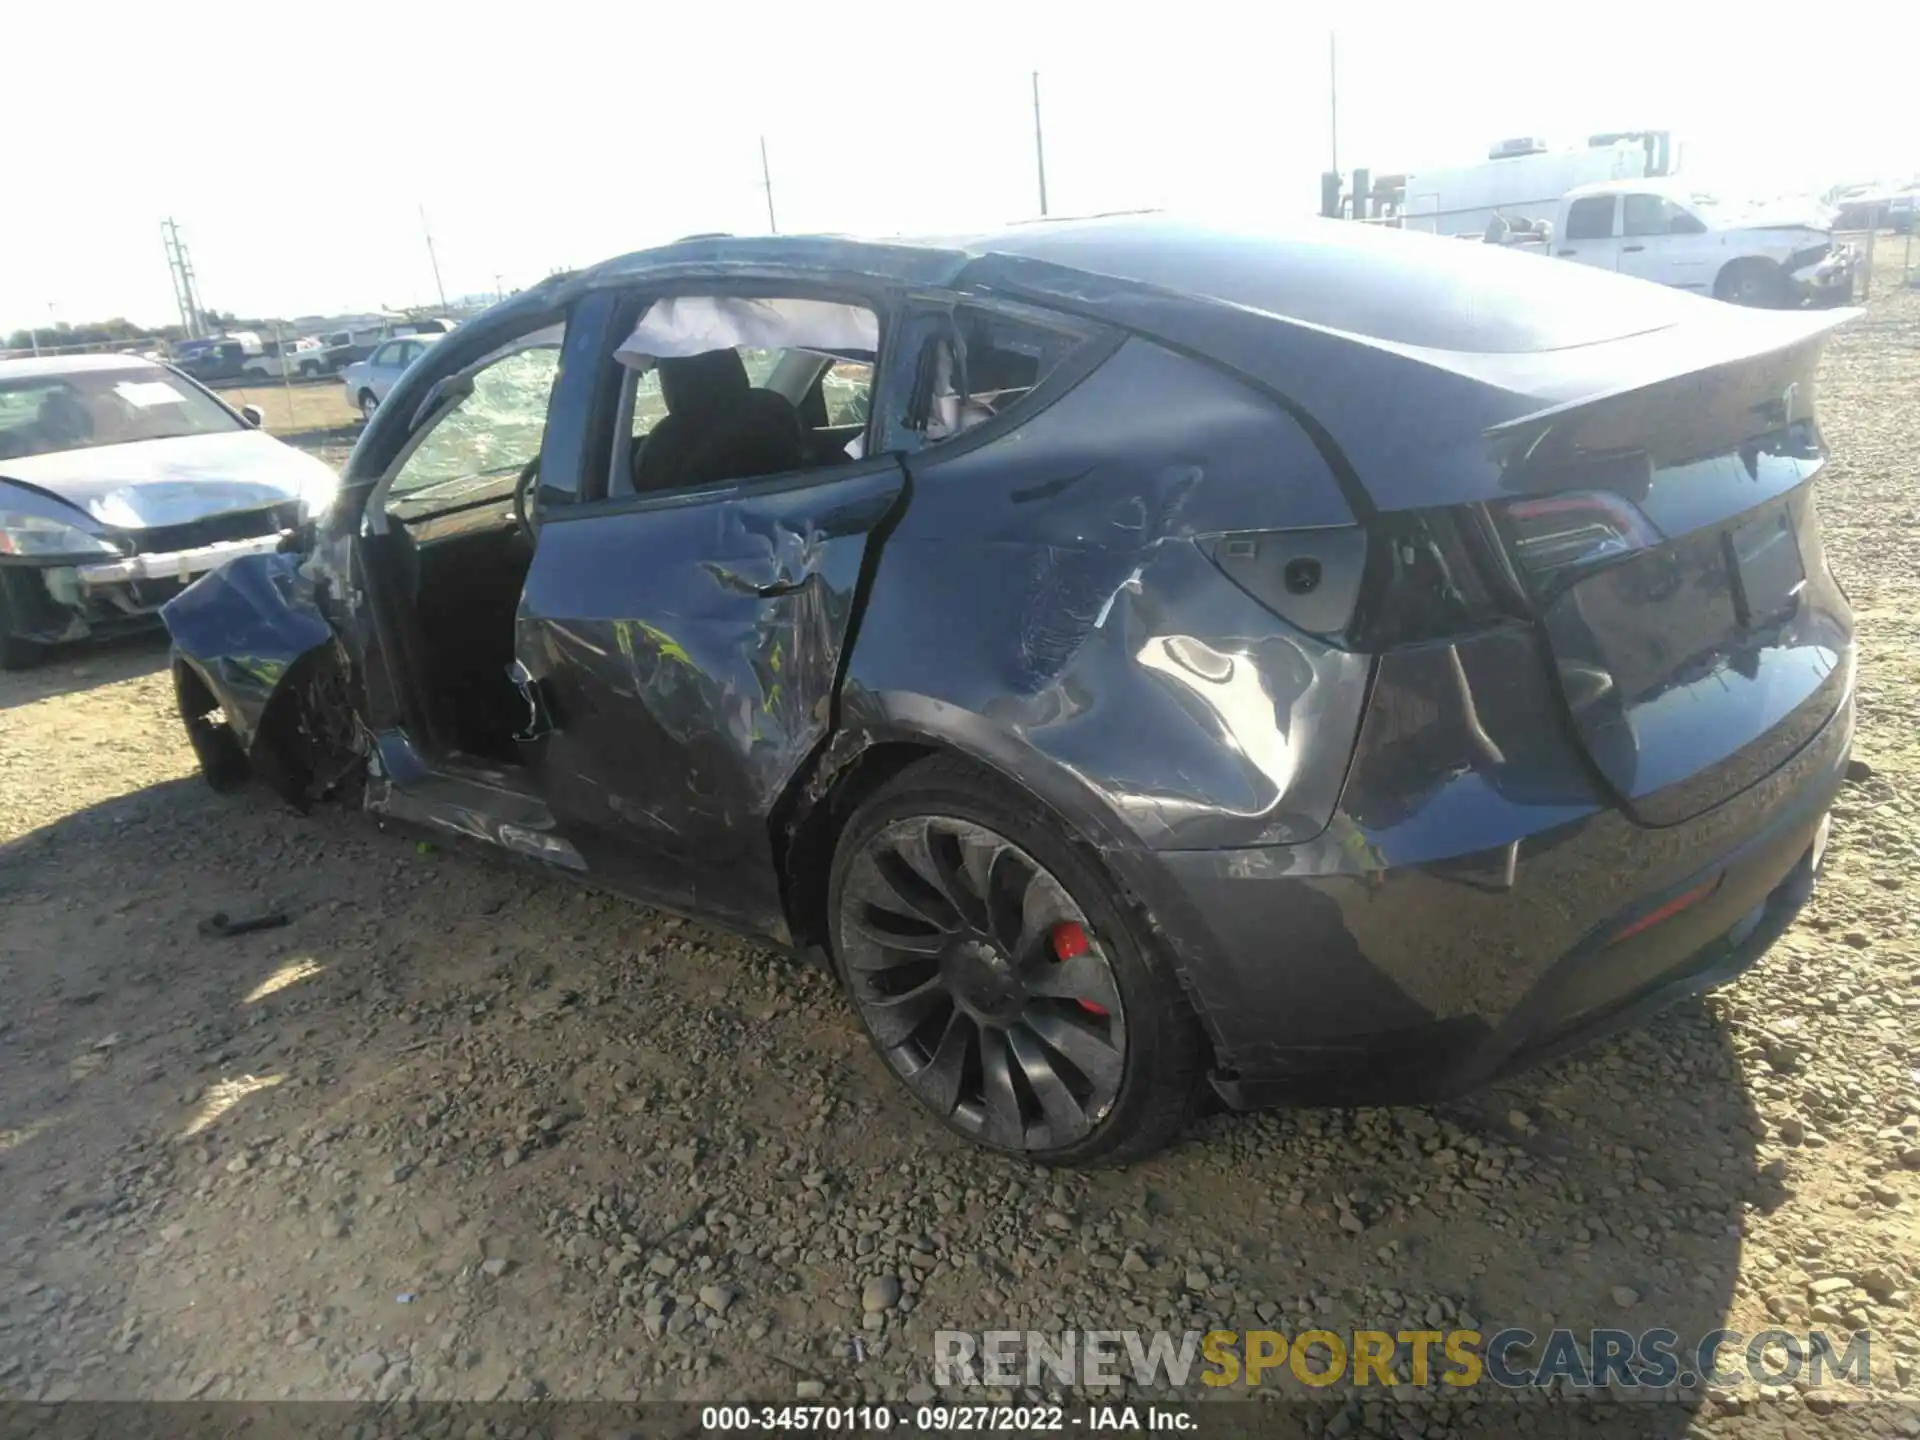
[358,390,378,422]
[828,756,1207,1166]
[174,662,249,792]
[1715,258,1788,308]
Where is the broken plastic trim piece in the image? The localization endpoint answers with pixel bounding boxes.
[198,910,290,939]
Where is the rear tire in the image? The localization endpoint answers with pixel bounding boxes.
[827,754,1207,1166]
[1715,258,1788,308]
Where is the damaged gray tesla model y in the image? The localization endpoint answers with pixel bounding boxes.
[163,216,1855,1164]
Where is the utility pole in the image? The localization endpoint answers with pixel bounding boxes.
[759,136,777,234]
[161,218,205,338]
[419,204,449,311]
[1328,31,1339,177]
[1032,71,1049,216]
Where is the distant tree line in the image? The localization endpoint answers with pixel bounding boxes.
[5,311,275,352]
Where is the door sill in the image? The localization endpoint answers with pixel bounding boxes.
[365,728,585,872]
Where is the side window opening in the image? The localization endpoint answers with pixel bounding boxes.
[1666,204,1706,235]
[918,306,1090,444]
[789,359,874,440]
[369,320,567,767]
[384,328,565,509]
[606,296,881,498]
[1622,193,1668,238]
[626,346,782,443]
[820,360,874,426]
[1564,196,1617,242]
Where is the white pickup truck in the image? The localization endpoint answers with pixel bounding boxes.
[241,338,333,380]
[1502,179,1858,307]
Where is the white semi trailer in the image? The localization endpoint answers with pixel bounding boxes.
[1397,132,1677,237]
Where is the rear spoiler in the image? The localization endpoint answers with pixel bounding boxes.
[1485,306,1856,481]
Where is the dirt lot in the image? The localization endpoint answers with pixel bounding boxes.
[2,289,1917,1433]
[220,380,360,470]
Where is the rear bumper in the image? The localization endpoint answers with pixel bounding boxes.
[1113,635,1854,1109]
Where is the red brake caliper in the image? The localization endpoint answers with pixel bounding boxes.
[1049,922,1108,1016]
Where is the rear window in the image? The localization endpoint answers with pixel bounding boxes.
[0,368,239,461]
[976,216,1696,355]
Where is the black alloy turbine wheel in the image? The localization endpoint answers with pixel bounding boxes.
[837,816,1127,1153]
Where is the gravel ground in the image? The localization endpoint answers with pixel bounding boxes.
[1,287,1916,1435]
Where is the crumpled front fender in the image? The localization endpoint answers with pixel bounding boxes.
[161,551,334,750]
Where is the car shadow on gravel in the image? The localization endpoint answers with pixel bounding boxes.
[1098,997,1771,1419]
[0,631,169,711]
[0,776,1778,1419]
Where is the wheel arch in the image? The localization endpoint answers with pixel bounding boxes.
[772,700,1175,958]
[774,708,1225,1157]
[1715,254,1783,301]
[172,652,250,791]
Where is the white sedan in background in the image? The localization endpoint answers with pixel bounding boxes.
[341,334,443,422]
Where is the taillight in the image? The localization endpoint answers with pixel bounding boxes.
[1496,490,1662,600]
[1348,510,1509,648]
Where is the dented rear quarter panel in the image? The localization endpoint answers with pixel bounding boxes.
[839,333,1373,855]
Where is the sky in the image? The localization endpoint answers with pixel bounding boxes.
[5,0,1912,334]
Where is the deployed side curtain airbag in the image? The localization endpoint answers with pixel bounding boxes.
[615,296,878,368]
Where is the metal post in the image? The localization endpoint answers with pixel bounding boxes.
[178,233,203,338]
[1328,32,1339,178]
[419,205,448,311]
[760,136,777,234]
[1032,72,1050,216]
[163,219,201,339]
[273,320,295,430]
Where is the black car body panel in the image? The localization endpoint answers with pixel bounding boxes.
[1135,625,1850,1100]
[515,455,908,936]
[839,334,1372,853]
[161,550,333,748]
[160,214,1855,1111]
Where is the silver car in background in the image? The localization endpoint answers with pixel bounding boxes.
[0,354,338,667]
[341,334,443,422]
